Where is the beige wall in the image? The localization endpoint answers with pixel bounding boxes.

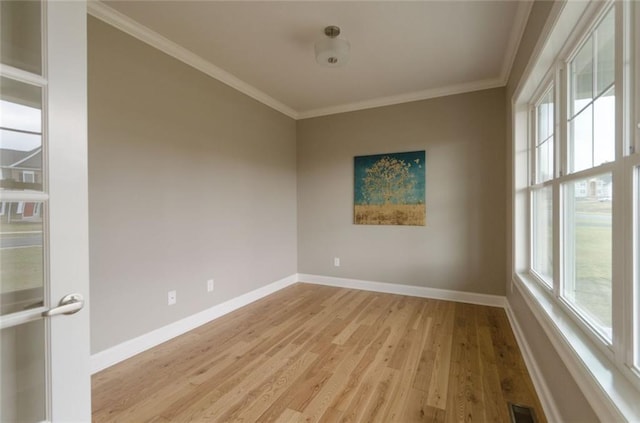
[505,1,597,421]
[297,88,507,295]
[88,17,297,354]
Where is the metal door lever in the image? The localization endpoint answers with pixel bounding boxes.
[42,293,84,317]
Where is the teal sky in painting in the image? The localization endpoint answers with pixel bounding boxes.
[354,150,426,205]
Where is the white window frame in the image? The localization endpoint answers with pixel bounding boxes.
[633,166,640,370]
[631,0,640,373]
[529,2,620,350]
[22,170,35,183]
[529,78,556,289]
[512,0,640,420]
[533,82,557,183]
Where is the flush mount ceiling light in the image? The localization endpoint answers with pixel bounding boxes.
[315,25,350,67]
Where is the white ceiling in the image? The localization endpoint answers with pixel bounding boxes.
[91,1,532,119]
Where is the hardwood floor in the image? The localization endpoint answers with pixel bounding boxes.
[92,283,546,422]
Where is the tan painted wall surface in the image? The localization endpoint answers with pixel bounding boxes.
[297,88,506,295]
[88,17,297,354]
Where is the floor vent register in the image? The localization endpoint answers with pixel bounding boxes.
[508,403,537,423]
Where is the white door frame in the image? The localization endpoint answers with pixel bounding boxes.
[46,1,90,420]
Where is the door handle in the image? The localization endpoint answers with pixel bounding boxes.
[42,293,84,317]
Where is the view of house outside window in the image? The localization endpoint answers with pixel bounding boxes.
[563,174,613,336]
[0,77,45,314]
[528,4,619,342]
[561,7,615,341]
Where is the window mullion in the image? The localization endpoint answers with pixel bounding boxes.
[529,103,537,278]
[556,65,566,299]
[560,64,568,180]
[630,0,640,374]
[611,162,626,362]
[617,160,634,366]
[592,32,597,169]
[614,0,634,368]
[553,180,562,299]
[632,160,640,372]
[530,107,537,185]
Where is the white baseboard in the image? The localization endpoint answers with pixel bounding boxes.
[90,274,298,374]
[505,302,562,423]
[91,273,504,374]
[298,273,507,308]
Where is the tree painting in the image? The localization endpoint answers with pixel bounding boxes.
[362,156,416,205]
[354,151,425,226]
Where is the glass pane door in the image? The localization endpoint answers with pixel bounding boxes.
[1,1,90,421]
[0,0,42,74]
[0,320,46,422]
[1,77,45,315]
[0,2,47,420]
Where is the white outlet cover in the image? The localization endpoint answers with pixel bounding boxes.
[334,257,340,267]
[168,290,177,305]
[207,279,214,292]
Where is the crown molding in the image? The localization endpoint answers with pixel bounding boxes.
[88,0,519,121]
[87,0,299,120]
[500,0,535,84]
[297,77,505,120]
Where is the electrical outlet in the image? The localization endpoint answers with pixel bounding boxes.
[334,257,340,267]
[207,279,215,292]
[168,290,177,305]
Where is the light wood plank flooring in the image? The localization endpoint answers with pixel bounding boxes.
[92,283,546,422]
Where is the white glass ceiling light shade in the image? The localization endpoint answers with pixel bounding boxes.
[315,26,350,67]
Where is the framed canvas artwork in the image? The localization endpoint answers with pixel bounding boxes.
[354,150,426,226]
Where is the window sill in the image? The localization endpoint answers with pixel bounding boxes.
[512,273,640,422]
